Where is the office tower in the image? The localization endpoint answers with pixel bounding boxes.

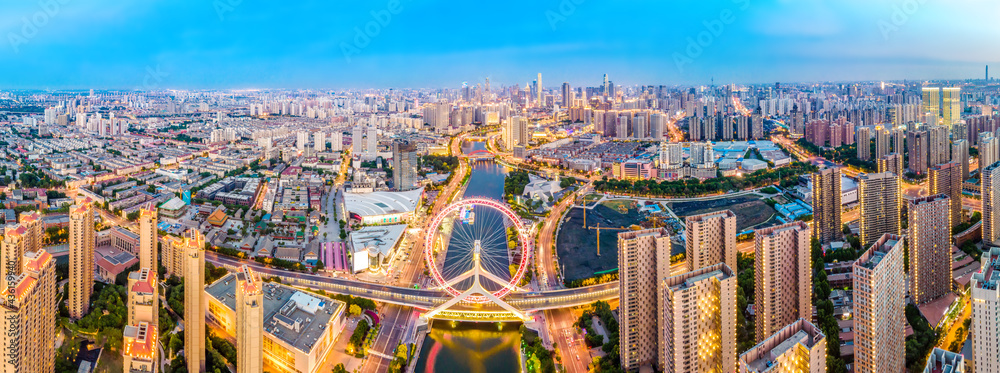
[907,130,929,174]
[853,234,906,373]
[685,210,737,272]
[351,126,364,153]
[68,201,95,319]
[908,195,952,304]
[738,319,826,373]
[618,228,671,370]
[874,126,890,159]
[123,268,158,373]
[659,262,736,373]
[811,168,843,244]
[856,126,871,160]
[660,142,682,167]
[296,131,308,151]
[313,131,325,152]
[236,265,264,373]
[392,141,418,191]
[561,82,572,107]
[983,162,1000,245]
[877,153,903,175]
[753,222,811,343]
[330,131,343,151]
[858,172,901,247]
[922,87,941,125]
[971,247,1000,373]
[365,126,377,155]
[928,162,963,227]
[19,210,43,254]
[138,203,157,271]
[923,348,965,373]
[503,116,529,150]
[536,73,543,105]
[942,87,962,126]
[184,230,207,373]
[0,249,56,373]
[952,139,970,180]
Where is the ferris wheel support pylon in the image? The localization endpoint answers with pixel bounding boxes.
[423,241,529,321]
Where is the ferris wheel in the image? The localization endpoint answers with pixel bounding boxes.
[423,198,532,303]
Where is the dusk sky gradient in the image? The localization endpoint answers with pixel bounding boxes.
[1,0,998,89]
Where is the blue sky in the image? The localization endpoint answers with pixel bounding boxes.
[1,0,997,89]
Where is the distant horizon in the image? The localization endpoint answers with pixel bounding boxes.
[2,1,999,89]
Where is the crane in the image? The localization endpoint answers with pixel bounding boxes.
[587,221,628,257]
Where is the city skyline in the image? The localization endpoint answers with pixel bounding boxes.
[2,1,1000,89]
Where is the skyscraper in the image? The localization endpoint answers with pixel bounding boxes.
[942,87,962,126]
[313,131,325,152]
[908,194,952,304]
[19,211,44,254]
[236,265,264,373]
[502,116,529,150]
[618,228,671,370]
[685,210,737,273]
[183,230,207,373]
[874,126,890,159]
[856,126,870,160]
[296,131,308,151]
[970,246,1000,373]
[330,131,343,151]
[922,87,941,125]
[561,82,572,107]
[929,162,963,227]
[982,161,1000,246]
[1,225,29,291]
[811,167,842,244]
[352,126,364,154]
[366,126,378,155]
[891,127,905,154]
[0,249,56,373]
[753,221,811,343]
[536,73,543,106]
[877,153,903,175]
[69,200,95,319]
[907,130,929,174]
[952,139,970,181]
[138,202,158,271]
[738,319,826,373]
[853,234,906,373]
[392,141,418,191]
[659,262,736,373]
[858,172,901,247]
[981,133,999,177]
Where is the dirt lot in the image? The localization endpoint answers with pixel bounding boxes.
[556,202,647,282]
[666,196,779,232]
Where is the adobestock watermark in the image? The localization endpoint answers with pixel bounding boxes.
[214,0,244,21]
[877,0,927,41]
[136,65,169,91]
[6,0,73,54]
[545,0,586,31]
[672,0,750,73]
[341,0,410,63]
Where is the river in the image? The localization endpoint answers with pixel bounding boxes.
[413,140,521,373]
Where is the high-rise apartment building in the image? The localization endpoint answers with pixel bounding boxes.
[365,126,378,155]
[659,262,736,373]
[184,230,207,373]
[351,126,364,153]
[138,203,158,270]
[858,172,900,247]
[952,139,970,180]
[811,167,842,244]
[659,142,682,167]
[738,318,826,373]
[891,128,905,154]
[907,130,929,174]
[123,268,158,373]
[392,141,418,191]
[618,228,672,370]
[753,221,811,343]
[69,200,95,319]
[929,162,963,227]
[685,210,737,272]
[983,161,1000,245]
[908,195,952,304]
[877,153,903,175]
[853,234,906,373]
[19,210,44,254]
[927,125,951,167]
[981,133,999,177]
[2,225,29,290]
[874,126,891,159]
[296,131,308,151]
[971,247,1000,373]
[856,126,870,160]
[313,131,325,152]
[503,116,529,150]
[330,131,343,151]
[236,265,264,373]
[0,249,56,373]
[923,348,965,373]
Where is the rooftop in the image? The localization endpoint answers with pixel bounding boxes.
[343,188,423,217]
[349,224,407,258]
[206,273,345,353]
